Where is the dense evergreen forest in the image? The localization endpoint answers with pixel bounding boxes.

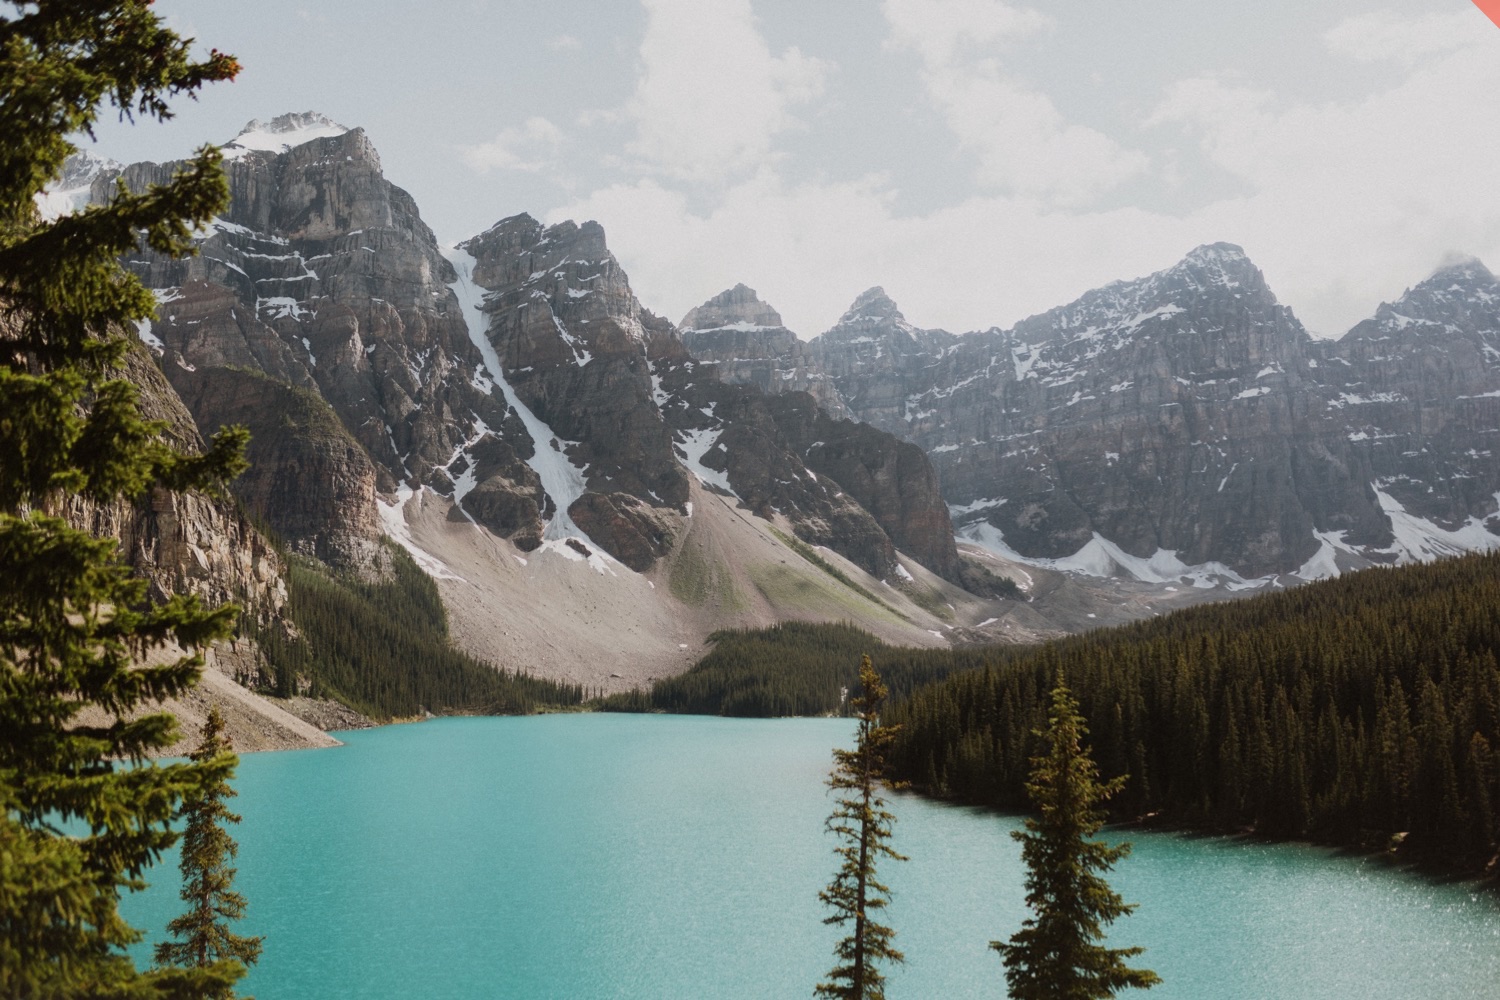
[592,621,987,716]
[250,545,583,718]
[888,552,1500,873]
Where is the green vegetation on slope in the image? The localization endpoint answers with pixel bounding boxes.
[593,621,983,717]
[250,545,582,719]
[887,551,1500,873]
[768,525,903,617]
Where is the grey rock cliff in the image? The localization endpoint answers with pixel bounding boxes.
[680,247,1500,580]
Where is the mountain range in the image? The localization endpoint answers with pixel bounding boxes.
[50,111,1500,715]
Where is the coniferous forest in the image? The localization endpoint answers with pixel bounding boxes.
[592,621,977,716]
[888,551,1500,874]
[251,545,584,719]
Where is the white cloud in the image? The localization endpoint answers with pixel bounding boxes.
[550,171,1190,338]
[462,117,565,173]
[1146,13,1500,331]
[882,0,1051,63]
[883,0,1147,204]
[1324,10,1475,65]
[623,0,831,183]
[533,5,1500,348]
[548,34,582,52]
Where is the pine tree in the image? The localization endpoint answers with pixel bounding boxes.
[155,706,263,995]
[994,677,1160,1000]
[816,655,908,1000]
[0,3,247,996]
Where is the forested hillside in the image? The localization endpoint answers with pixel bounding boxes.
[887,552,1500,872]
[594,621,983,716]
[252,545,583,718]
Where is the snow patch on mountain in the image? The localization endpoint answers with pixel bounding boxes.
[34,150,119,221]
[443,246,599,549]
[674,427,736,496]
[377,486,465,581]
[957,522,1271,591]
[1374,488,1500,563]
[222,112,349,160]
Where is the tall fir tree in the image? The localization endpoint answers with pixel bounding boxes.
[155,706,263,996]
[816,655,907,1000]
[994,678,1160,1000]
[0,2,248,996]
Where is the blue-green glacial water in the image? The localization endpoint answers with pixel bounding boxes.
[123,714,1500,998]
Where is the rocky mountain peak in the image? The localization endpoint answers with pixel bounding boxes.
[36,149,123,221]
[222,111,349,160]
[1353,252,1500,342]
[838,286,904,326]
[1429,252,1493,284]
[59,149,120,186]
[679,283,784,331]
[1160,242,1269,294]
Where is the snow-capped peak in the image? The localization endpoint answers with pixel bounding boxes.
[222,112,349,160]
[34,149,121,221]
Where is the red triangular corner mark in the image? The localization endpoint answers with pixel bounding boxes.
[1474,0,1500,30]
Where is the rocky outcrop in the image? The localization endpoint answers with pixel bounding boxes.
[680,283,784,330]
[647,331,948,581]
[567,492,677,572]
[462,215,689,511]
[761,393,961,581]
[59,340,290,619]
[1322,256,1500,532]
[96,118,534,564]
[169,366,383,565]
[680,285,851,419]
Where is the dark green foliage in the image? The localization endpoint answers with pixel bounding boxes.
[887,552,1500,873]
[817,656,906,1000]
[994,680,1159,1000]
[592,621,977,717]
[250,545,583,719]
[0,3,250,996]
[956,559,1023,600]
[154,707,262,997]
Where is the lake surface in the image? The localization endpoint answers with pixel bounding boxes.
[124,714,1500,998]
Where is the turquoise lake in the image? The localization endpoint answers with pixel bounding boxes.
[123,714,1500,998]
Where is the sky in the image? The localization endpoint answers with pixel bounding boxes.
[87,0,1500,339]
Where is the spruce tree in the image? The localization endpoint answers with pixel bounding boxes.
[994,678,1160,1000]
[0,3,247,996]
[155,706,263,995]
[816,655,907,1000]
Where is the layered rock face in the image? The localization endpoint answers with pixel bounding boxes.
[462,215,689,510]
[456,218,957,578]
[1319,257,1500,535]
[682,247,1500,580]
[680,285,851,419]
[58,341,288,620]
[95,116,532,562]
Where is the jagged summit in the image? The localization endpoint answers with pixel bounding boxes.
[1427,252,1494,284]
[35,149,123,221]
[1163,242,1265,290]
[680,283,783,331]
[222,111,349,159]
[1182,242,1249,266]
[836,287,904,326]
